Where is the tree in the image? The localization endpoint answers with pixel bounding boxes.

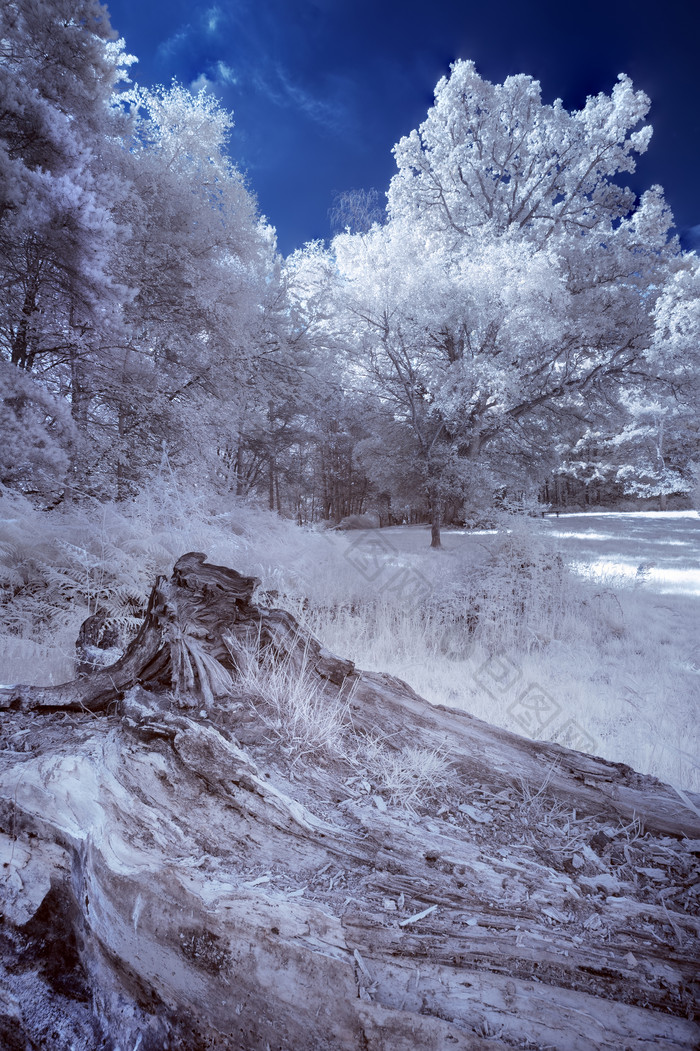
[0,2,280,503]
[613,400,694,508]
[334,223,571,543]
[333,62,680,545]
[0,361,76,500]
[556,250,700,509]
[93,83,277,498]
[250,241,374,523]
[0,0,132,379]
[615,253,700,506]
[0,0,136,502]
[329,187,385,234]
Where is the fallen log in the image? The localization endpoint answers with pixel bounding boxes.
[0,552,698,1050]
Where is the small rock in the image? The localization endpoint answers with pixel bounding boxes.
[458,804,493,824]
[589,831,612,853]
[579,873,623,894]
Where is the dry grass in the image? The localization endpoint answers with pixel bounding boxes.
[358,733,454,812]
[229,631,353,761]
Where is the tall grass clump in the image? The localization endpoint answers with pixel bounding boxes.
[293,518,611,690]
[432,524,619,655]
[228,631,352,760]
[359,734,454,813]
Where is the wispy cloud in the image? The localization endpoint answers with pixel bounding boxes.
[188,63,238,101]
[216,61,238,86]
[248,64,347,131]
[190,73,214,94]
[206,6,222,33]
[156,28,190,62]
[153,1,358,138]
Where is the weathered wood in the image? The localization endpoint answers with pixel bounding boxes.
[1,553,698,1050]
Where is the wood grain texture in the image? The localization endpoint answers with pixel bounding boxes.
[1,554,698,1049]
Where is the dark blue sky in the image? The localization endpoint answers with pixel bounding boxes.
[105,0,700,256]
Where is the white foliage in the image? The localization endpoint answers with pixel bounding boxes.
[330,61,680,534]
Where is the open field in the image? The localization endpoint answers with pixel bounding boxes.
[289,512,700,795]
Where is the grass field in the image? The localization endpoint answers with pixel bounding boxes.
[284,512,700,795]
[1,493,698,795]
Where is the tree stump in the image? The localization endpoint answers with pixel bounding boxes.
[1,553,698,1049]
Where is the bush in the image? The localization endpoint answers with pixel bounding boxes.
[429,523,604,655]
[336,513,380,530]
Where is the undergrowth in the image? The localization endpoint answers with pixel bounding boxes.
[358,735,453,813]
[0,480,325,683]
[228,629,453,811]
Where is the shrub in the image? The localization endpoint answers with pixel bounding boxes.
[336,513,380,531]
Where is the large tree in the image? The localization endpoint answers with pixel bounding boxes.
[98,83,276,497]
[334,62,680,545]
[555,250,700,509]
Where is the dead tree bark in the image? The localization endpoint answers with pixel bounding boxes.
[1,553,698,1050]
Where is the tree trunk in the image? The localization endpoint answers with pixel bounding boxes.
[1,553,698,1050]
[269,453,276,511]
[10,276,38,370]
[430,488,442,549]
